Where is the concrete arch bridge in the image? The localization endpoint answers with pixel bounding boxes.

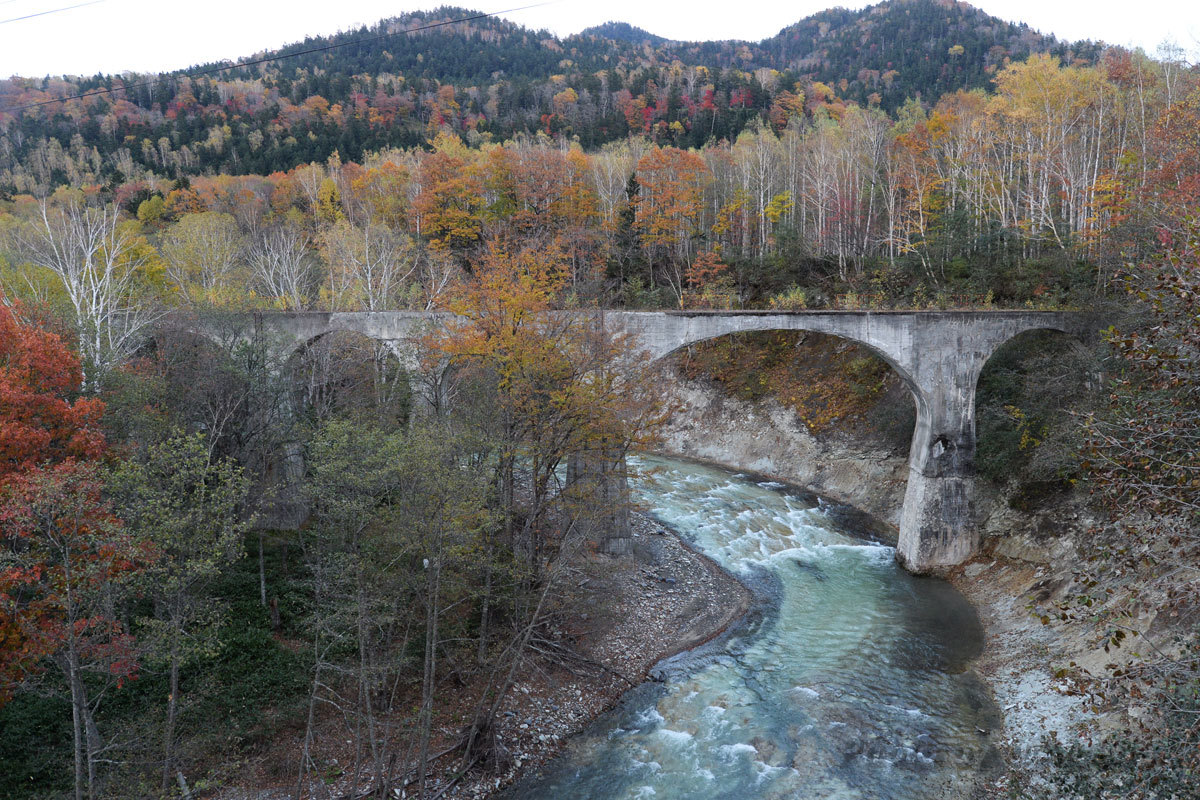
[178,309,1095,575]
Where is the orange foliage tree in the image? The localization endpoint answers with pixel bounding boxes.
[0,303,146,800]
[430,243,666,568]
[684,249,734,308]
[411,135,483,256]
[1145,87,1200,231]
[426,242,667,768]
[633,146,711,304]
[0,303,106,483]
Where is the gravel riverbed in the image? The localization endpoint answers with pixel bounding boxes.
[442,511,752,799]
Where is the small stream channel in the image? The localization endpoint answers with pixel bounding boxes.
[505,454,1002,800]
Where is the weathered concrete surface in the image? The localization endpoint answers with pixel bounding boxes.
[174,309,1095,574]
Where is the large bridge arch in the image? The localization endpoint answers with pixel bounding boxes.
[288,328,414,425]
[617,313,931,434]
[163,308,1096,574]
[598,311,1091,573]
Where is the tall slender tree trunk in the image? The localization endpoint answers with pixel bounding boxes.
[416,557,442,798]
[162,643,180,792]
[69,652,85,800]
[353,557,382,794]
[63,582,100,800]
[258,532,268,608]
[80,670,102,800]
[477,541,492,664]
[296,628,325,800]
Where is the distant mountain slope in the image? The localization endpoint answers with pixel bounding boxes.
[0,0,1096,192]
[579,21,668,46]
[199,8,585,88]
[761,0,1089,105]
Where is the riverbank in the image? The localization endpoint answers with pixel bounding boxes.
[215,510,752,800]
[224,368,1086,800]
[946,557,1089,797]
[446,511,753,799]
[947,505,1117,798]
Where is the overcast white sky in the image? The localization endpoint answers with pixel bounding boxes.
[1,0,1196,78]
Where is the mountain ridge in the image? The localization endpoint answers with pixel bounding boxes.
[578,21,669,46]
[0,0,1103,192]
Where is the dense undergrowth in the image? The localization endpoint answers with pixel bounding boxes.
[0,534,308,798]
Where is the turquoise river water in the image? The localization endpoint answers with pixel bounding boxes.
[505,455,1001,800]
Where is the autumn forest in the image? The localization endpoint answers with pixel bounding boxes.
[0,1,1198,798]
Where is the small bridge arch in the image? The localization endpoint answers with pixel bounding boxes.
[171,309,1095,574]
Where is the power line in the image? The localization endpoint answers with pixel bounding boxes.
[0,1,557,114]
[1,0,103,25]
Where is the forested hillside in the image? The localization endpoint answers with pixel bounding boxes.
[4,47,1192,320]
[0,0,1085,189]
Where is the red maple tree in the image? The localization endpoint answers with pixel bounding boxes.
[0,303,106,485]
[0,302,145,799]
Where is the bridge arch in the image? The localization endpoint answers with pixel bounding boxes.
[973,327,1098,505]
[600,311,1093,573]
[643,323,932,449]
[288,328,413,426]
[648,323,923,400]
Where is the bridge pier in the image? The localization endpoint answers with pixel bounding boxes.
[566,449,632,556]
[895,377,979,574]
[256,372,309,530]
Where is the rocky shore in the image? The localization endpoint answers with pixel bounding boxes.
[946,556,1090,798]
[447,511,752,799]
[947,505,1111,799]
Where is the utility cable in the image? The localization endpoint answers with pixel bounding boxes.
[1,0,104,25]
[0,0,559,113]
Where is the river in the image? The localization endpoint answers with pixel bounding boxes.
[505,454,1001,800]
